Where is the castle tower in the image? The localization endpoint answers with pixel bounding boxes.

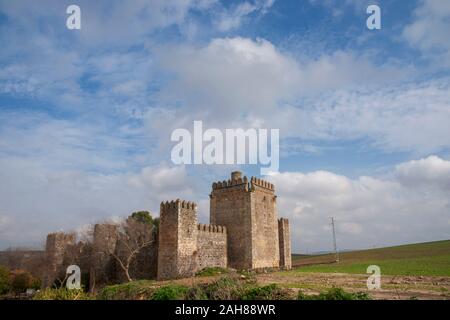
[278,218,292,270]
[43,232,76,287]
[157,199,198,280]
[210,171,280,269]
[89,224,118,291]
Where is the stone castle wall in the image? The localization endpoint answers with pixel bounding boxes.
[157,200,181,280]
[89,224,118,290]
[210,172,282,270]
[25,171,292,286]
[157,200,228,280]
[196,224,227,270]
[278,218,292,269]
[43,232,76,287]
[210,175,253,269]
[250,179,280,269]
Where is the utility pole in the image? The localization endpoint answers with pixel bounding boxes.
[330,217,339,263]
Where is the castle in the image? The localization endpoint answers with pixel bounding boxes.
[0,171,291,289]
[157,171,291,280]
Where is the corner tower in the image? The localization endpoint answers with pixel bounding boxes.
[210,171,280,269]
[157,199,198,280]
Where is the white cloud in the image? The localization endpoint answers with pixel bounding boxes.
[403,0,450,67]
[0,159,196,248]
[0,215,11,230]
[269,155,450,252]
[153,36,450,157]
[156,37,412,128]
[215,0,275,31]
[395,155,450,190]
[0,110,197,248]
[268,78,450,155]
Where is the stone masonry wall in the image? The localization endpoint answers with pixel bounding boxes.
[250,178,280,269]
[210,172,281,270]
[177,200,198,278]
[157,201,180,280]
[36,171,292,283]
[278,218,292,270]
[196,224,227,271]
[43,232,76,287]
[89,224,118,290]
[210,173,253,269]
[157,200,198,280]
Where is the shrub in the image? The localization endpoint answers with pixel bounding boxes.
[298,287,371,300]
[196,267,229,277]
[99,280,155,300]
[33,288,92,300]
[242,284,292,300]
[0,266,11,295]
[152,284,188,300]
[201,276,245,300]
[9,271,42,294]
[185,285,209,300]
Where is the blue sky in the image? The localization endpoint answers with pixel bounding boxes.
[1,0,450,252]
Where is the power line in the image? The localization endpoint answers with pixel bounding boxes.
[330,217,339,263]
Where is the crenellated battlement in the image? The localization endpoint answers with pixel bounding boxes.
[160,199,197,212]
[250,176,274,191]
[211,172,274,192]
[212,176,249,190]
[197,223,227,234]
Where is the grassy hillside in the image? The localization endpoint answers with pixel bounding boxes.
[291,240,450,276]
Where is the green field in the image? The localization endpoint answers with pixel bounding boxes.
[291,240,450,276]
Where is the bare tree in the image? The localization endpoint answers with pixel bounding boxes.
[109,216,155,282]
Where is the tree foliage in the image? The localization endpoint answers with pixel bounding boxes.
[130,211,153,225]
[0,265,11,295]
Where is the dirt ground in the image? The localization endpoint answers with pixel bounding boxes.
[256,272,450,300]
[156,270,450,300]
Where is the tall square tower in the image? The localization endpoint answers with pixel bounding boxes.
[210,171,280,269]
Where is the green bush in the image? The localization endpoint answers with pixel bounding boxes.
[201,276,245,300]
[185,285,209,300]
[130,211,153,225]
[152,284,188,300]
[33,288,92,300]
[196,267,229,277]
[99,280,155,300]
[242,284,292,300]
[0,266,11,295]
[298,287,371,300]
[11,272,37,293]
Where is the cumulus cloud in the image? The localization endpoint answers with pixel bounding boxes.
[0,159,196,248]
[0,110,197,248]
[151,36,450,157]
[1,0,449,253]
[268,155,450,252]
[395,155,450,190]
[154,37,413,133]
